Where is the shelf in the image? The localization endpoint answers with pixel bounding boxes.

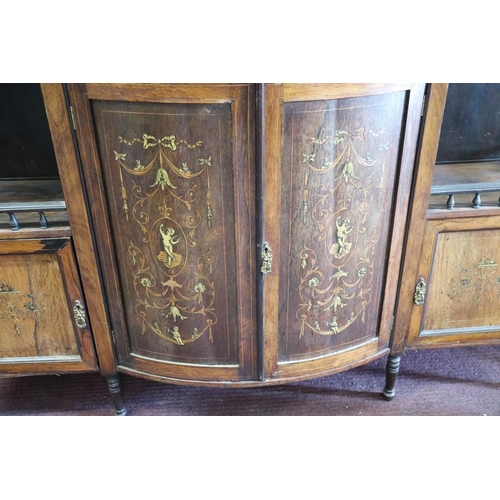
[431,161,500,195]
[0,179,66,231]
[0,179,65,211]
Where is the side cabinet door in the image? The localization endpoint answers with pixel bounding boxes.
[68,84,256,384]
[0,238,97,373]
[262,84,425,381]
[406,215,500,347]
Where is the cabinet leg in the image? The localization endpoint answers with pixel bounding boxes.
[382,355,401,401]
[106,375,127,416]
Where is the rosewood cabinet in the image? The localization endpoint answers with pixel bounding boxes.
[0,84,125,414]
[384,83,500,399]
[67,83,425,387]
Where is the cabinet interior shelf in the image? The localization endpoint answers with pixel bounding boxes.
[431,161,500,195]
[0,179,65,212]
[0,179,66,231]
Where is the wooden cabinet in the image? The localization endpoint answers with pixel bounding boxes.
[261,84,425,381]
[0,84,125,414]
[68,83,257,384]
[9,82,495,411]
[385,83,500,399]
[407,215,500,347]
[0,237,96,373]
[67,83,425,386]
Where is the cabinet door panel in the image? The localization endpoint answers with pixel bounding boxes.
[0,238,97,373]
[263,84,425,379]
[69,84,256,383]
[407,215,500,346]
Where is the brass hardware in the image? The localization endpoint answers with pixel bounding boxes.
[414,278,426,306]
[261,242,272,274]
[73,300,87,329]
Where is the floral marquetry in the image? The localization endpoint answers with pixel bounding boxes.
[68,83,425,385]
[0,241,92,363]
[90,99,241,365]
[277,91,409,362]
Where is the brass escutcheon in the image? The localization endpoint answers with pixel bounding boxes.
[414,278,426,306]
[73,300,87,329]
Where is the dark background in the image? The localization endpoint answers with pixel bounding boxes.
[0,83,59,179]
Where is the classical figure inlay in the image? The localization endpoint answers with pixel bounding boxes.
[114,131,218,347]
[296,123,389,339]
[158,225,182,269]
[330,216,353,258]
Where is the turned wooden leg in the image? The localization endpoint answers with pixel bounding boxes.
[382,355,401,401]
[106,375,127,416]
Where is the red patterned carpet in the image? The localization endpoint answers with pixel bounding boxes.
[0,345,498,416]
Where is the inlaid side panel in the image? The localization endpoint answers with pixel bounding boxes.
[278,92,407,362]
[91,101,239,365]
[423,229,500,332]
[0,253,78,358]
[0,239,96,371]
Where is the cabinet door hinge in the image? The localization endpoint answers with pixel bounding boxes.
[420,94,427,117]
[69,106,77,130]
[111,330,117,346]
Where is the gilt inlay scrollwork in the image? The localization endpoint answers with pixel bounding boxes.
[114,132,218,347]
[447,255,500,306]
[0,280,43,335]
[296,123,388,338]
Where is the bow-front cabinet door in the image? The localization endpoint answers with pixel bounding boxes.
[261,84,425,381]
[67,84,257,385]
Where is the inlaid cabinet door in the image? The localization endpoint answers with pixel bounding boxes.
[0,238,97,373]
[68,84,257,383]
[262,84,425,380]
[406,214,500,347]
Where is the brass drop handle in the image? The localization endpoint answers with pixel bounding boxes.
[73,300,87,329]
[414,277,426,306]
[261,242,273,274]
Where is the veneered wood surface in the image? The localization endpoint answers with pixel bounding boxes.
[391,83,449,354]
[431,161,500,194]
[68,83,257,382]
[0,179,64,205]
[87,84,242,103]
[41,83,118,376]
[282,83,414,101]
[423,229,500,330]
[406,214,500,348]
[0,239,97,374]
[263,83,426,380]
